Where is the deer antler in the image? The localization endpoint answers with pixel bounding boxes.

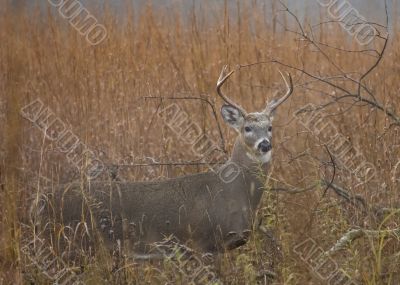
[216,65,247,115]
[264,71,293,114]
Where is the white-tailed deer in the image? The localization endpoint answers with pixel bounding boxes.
[34,66,293,256]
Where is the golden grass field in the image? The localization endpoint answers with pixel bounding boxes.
[1,0,400,284]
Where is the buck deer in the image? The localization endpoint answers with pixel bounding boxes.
[33,66,293,256]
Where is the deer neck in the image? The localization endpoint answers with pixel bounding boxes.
[229,137,270,173]
[224,137,269,211]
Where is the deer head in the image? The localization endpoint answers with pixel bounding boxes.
[217,65,293,164]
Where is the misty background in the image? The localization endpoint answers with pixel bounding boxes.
[8,0,398,28]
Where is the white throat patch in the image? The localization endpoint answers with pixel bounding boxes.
[259,151,272,164]
[246,150,272,164]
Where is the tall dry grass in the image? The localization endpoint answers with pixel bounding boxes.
[0,0,399,284]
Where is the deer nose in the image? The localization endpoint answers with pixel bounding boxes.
[258,139,271,153]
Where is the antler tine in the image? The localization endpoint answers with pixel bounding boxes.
[265,70,293,114]
[216,65,247,115]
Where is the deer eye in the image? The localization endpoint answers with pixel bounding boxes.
[268,126,272,132]
[244,126,252,133]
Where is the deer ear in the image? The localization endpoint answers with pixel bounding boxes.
[221,104,245,130]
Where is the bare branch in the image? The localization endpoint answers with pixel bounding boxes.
[321,180,368,211]
[326,227,400,255]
